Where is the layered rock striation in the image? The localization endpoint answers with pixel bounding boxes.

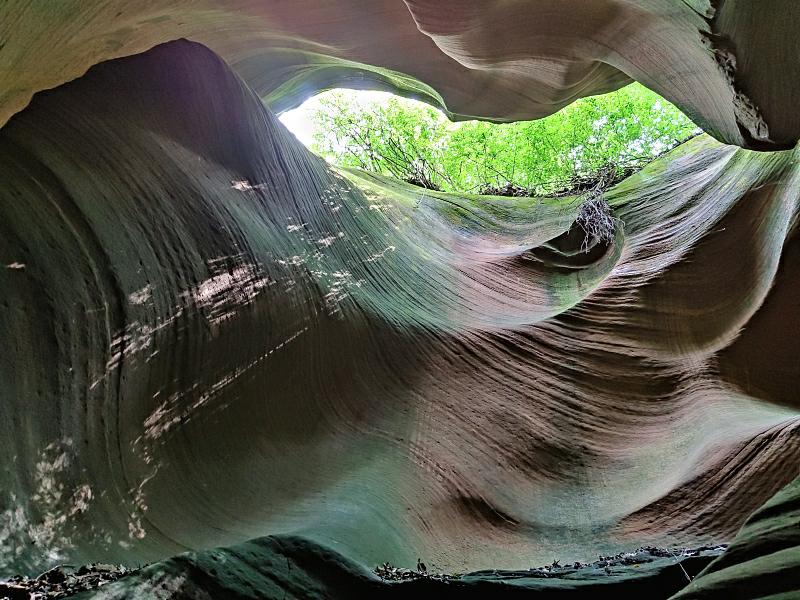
[1,2,799,598]
[0,1,798,148]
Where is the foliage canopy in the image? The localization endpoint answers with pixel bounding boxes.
[309,84,699,195]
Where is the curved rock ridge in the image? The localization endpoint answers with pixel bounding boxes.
[1,41,799,579]
[64,478,800,598]
[0,2,798,148]
[66,535,724,599]
[673,476,800,599]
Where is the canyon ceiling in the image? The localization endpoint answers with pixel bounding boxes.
[0,1,798,598]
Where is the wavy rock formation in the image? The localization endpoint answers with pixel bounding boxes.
[0,1,798,148]
[1,2,799,598]
[60,478,800,598]
[674,477,800,599]
[66,536,723,599]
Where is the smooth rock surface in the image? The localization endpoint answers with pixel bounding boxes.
[1,41,799,583]
[67,536,723,600]
[1,1,799,148]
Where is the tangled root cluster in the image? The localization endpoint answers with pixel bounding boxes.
[574,165,622,252]
[478,182,531,197]
[576,195,620,251]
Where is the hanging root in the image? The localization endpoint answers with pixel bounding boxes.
[573,165,623,252]
[576,195,618,251]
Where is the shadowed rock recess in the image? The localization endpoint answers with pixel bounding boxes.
[0,2,798,599]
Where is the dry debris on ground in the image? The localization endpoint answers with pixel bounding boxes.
[374,545,728,583]
[374,560,463,582]
[0,563,139,599]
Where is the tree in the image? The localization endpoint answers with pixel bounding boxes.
[310,84,699,195]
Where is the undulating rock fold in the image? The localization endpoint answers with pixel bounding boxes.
[3,1,800,597]
[1,40,799,598]
[673,477,800,599]
[65,535,725,599]
[57,478,800,598]
[1,2,799,149]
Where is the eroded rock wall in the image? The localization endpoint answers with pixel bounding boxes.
[1,1,798,148]
[1,41,798,578]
